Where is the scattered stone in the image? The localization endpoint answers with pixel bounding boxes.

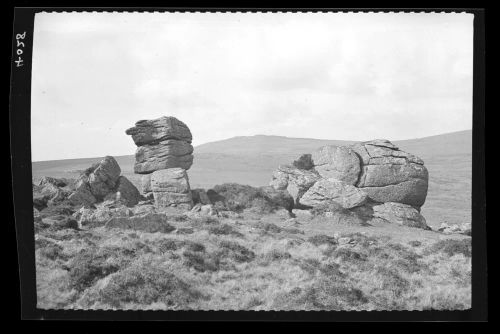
[200,204,217,216]
[438,222,471,236]
[300,179,368,209]
[73,205,133,228]
[372,202,429,229]
[105,213,175,233]
[131,204,157,215]
[312,145,361,185]
[37,176,67,188]
[43,215,79,230]
[337,237,354,245]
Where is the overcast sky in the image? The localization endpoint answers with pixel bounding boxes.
[31,12,473,161]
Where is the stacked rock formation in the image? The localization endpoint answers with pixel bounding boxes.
[126,116,194,210]
[270,139,429,229]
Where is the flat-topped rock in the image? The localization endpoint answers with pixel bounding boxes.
[125,116,192,146]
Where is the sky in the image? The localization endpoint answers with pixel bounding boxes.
[31,12,473,161]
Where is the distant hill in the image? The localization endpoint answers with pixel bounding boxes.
[195,130,472,158]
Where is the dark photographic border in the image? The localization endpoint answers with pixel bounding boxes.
[9,7,487,321]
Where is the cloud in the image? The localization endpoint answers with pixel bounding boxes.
[31,12,473,161]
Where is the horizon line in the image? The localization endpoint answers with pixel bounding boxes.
[31,128,472,163]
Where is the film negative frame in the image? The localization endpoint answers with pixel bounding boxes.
[9,7,487,321]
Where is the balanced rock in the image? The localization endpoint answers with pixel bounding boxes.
[125,116,192,146]
[300,178,368,209]
[269,165,321,206]
[372,202,429,229]
[126,116,194,173]
[351,140,428,207]
[311,146,361,185]
[150,168,193,210]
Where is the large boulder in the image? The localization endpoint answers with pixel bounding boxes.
[133,139,194,173]
[300,178,368,209]
[372,202,429,229]
[125,116,192,146]
[126,116,194,173]
[269,165,321,206]
[105,213,175,233]
[67,179,97,207]
[351,140,428,207]
[65,156,140,208]
[311,146,361,185]
[87,156,121,198]
[150,168,193,210]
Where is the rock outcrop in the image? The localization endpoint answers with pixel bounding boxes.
[126,116,193,174]
[66,156,140,207]
[269,138,430,229]
[350,140,428,207]
[126,116,195,211]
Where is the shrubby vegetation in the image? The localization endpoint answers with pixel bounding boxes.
[207,183,293,213]
[34,182,471,310]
